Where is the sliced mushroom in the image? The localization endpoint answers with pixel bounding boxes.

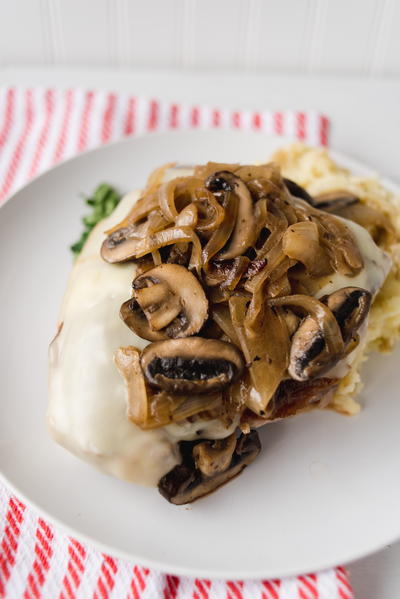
[323,286,372,343]
[141,337,244,394]
[115,346,226,429]
[313,190,359,212]
[158,431,261,504]
[288,315,336,381]
[102,223,202,269]
[101,227,140,263]
[206,171,256,259]
[284,183,359,213]
[284,180,361,216]
[283,178,313,204]
[121,264,208,341]
[286,287,371,381]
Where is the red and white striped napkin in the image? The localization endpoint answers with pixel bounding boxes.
[0,87,352,599]
[0,87,329,204]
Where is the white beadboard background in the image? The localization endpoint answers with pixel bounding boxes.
[0,0,399,75]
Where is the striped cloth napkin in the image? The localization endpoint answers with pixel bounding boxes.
[0,87,353,599]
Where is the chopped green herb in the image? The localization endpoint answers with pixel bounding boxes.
[70,183,121,257]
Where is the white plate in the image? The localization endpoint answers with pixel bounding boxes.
[0,130,399,580]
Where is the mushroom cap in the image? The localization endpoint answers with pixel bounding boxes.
[284,182,359,214]
[312,190,359,212]
[141,337,244,394]
[323,286,372,343]
[284,178,313,204]
[101,227,141,263]
[287,286,372,381]
[121,264,208,341]
[288,315,338,381]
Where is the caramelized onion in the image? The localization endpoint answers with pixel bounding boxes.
[318,213,364,274]
[229,296,290,414]
[171,393,222,422]
[208,171,257,260]
[246,178,281,201]
[105,194,159,235]
[202,192,238,266]
[158,178,183,222]
[282,221,332,276]
[293,198,364,275]
[256,214,285,260]
[211,304,241,346]
[333,202,395,246]
[145,162,175,193]
[135,226,202,270]
[194,189,225,234]
[105,161,376,435]
[245,245,293,296]
[235,164,282,186]
[193,161,240,180]
[221,257,251,290]
[175,203,198,228]
[204,257,250,290]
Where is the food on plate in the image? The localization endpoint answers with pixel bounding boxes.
[48,144,400,503]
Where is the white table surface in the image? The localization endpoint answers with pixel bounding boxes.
[1,66,399,598]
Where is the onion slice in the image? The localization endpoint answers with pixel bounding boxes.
[282,221,332,276]
[229,296,290,414]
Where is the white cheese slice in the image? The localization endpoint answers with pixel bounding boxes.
[314,218,392,379]
[48,183,237,487]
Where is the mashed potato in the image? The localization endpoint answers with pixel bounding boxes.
[273,144,400,415]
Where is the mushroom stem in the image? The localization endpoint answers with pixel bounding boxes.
[121,264,208,341]
[134,282,170,308]
[193,433,237,477]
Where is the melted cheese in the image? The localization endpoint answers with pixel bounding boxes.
[314,218,392,379]
[315,218,392,300]
[48,188,237,487]
[48,176,392,487]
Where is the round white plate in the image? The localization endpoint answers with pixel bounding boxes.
[0,130,399,580]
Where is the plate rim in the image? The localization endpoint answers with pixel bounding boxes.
[1,130,399,579]
[3,468,400,581]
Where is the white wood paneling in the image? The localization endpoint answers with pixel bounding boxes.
[309,0,383,73]
[0,0,399,75]
[184,0,248,68]
[55,0,114,66]
[248,0,315,71]
[373,0,400,75]
[122,0,181,67]
[0,0,50,65]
